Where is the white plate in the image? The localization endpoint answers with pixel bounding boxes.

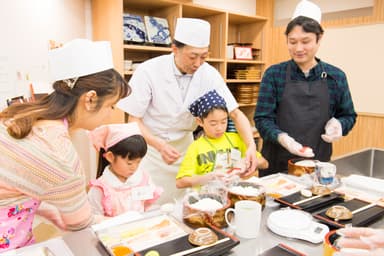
[3,237,74,256]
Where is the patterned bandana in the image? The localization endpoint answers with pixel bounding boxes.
[188,90,227,117]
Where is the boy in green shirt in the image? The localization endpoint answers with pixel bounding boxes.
[176,90,268,188]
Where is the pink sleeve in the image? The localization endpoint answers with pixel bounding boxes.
[89,179,114,217]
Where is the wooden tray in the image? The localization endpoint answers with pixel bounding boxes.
[313,198,384,229]
[274,191,344,213]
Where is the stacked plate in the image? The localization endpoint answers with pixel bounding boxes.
[234,69,261,80]
[233,84,259,104]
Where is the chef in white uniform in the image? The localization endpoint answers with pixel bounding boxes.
[117,18,258,204]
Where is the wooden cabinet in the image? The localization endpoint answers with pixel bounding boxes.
[91,0,267,124]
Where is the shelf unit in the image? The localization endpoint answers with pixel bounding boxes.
[91,0,267,124]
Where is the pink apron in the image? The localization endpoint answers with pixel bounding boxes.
[0,198,40,252]
[90,171,162,216]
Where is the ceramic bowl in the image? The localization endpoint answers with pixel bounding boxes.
[228,181,266,208]
[182,193,231,228]
[288,158,316,176]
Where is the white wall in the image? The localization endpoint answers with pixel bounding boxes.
[275,0,374,21]
[193,0,256,16]
[0,0,90,108]
[318,24,384,114]
[0,0,96,181]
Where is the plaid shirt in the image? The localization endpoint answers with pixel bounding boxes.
[254,59,356,143]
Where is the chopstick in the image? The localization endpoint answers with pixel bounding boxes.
[351,203,376,215]
[169,237,230,256]
[292,194,322,205]
[278,243,307,256]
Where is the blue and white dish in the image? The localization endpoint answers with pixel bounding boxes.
[123,14,146,43]
[144,16,171,45]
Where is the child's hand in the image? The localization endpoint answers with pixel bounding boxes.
[201,171,227,185]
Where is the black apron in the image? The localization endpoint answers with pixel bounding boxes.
[259,62,331,177]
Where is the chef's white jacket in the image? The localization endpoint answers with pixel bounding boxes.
[117,53,238,142]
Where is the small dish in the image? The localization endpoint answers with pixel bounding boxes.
[325,205,353,221]
[311,185,332,196]
[188,227,218,246]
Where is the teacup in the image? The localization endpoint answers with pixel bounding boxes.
[225,200,261,238]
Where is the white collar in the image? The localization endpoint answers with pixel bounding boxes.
[172,53,192,78]
[102,166,143,187]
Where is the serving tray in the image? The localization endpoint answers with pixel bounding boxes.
[313,198,384,229]
[274,191,344,213]
[259,243,307,256]
[139,226,239,256]
[95,214,239,256]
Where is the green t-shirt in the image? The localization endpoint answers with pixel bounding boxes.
[176,132,261,179]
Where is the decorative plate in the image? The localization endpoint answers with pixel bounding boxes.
[144,16,171,45]
[123,14,147,43]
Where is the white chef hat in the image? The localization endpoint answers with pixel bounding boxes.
[48,39,113,82]
[174,18,210,48]
[292,0,322,23]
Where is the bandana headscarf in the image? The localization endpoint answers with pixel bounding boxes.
[89,122,141,151]
[188,90,227,117]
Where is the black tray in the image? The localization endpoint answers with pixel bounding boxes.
[96,214,239,256]
[274,191,344,213]
[259,243,307,256]
[313,198,384,229]
[139,227,239,256]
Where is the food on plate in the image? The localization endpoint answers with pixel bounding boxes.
[325,205,353,221]
[112,245,133,256]
[300,189,312,198]
[311,185,332,196]
[228,181,266,207]
[266,192,283,199]
[229,184,260,197]
[189,198,223,211]
[183,194,231,228]
[295,160,316,167]
[261,175,304,197]
[144,250,160,256]
[299,146,313,155]
[188,227,218,246]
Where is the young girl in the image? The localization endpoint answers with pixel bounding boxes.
[88,123,163,216]
[176,90,268,188]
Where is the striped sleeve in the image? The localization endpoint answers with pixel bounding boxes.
[0,123,93,230]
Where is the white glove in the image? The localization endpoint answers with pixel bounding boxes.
[321,117,342,143]
[278,133,315,158]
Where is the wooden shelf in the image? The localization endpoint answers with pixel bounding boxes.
[227,59,264,64]
[239,103,257,107]
[124,44,172,52]
[226,79,261,83]
[206,58,225,63]
[228,12,267,24]
[92,0,268,123]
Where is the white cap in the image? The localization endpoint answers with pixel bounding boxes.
[48,39,113,81]
[174,18,210,48]
[292,0,322,23]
